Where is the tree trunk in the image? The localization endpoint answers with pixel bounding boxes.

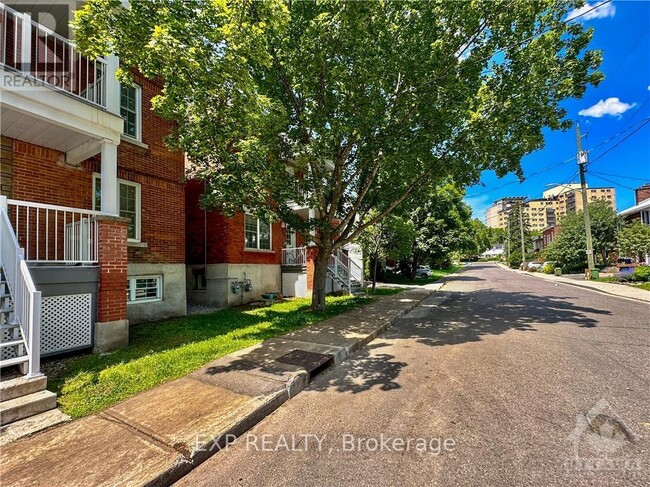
[311,248,331,312]
[372,253,379,292]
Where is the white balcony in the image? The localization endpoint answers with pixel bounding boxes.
[0,3,122,166]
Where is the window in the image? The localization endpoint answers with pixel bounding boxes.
[192,268,207,291]
[285,229,296,248]
[127,275,162,303]
[245,214,271,250]
[120,84,141,140]
[93,175,141,241]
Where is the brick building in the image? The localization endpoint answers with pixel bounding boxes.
[1,3,185,371]
[185,180,363,307]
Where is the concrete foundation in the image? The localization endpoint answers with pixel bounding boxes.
[281,267,307,297]
[187,264,281,308]
[127,263,187,324]
[93,319,129,353]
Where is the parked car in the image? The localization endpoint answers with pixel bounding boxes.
[527,261,543,270]
[415,265,432,278]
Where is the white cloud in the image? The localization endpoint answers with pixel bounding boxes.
[647,85,650,91]
[578,97,636,118]
[464,194,492,220]
[566,1,616,22]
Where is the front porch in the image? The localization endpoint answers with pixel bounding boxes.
[281,246,364,297]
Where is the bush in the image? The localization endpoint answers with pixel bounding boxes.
[630,265,650,282]
[542,263,555,274]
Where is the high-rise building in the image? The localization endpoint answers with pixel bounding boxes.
[484,184,617,230]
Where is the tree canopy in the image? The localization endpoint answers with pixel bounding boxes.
[545,200,620,270]
[74,0,603,309]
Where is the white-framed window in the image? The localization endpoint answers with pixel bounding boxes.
[93,175,142,242]
[245,214,271,250]
[127,275,162,304]
[120,83,142,141]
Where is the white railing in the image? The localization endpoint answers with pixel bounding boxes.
[0,3,107,107]
[328,251,352,293]
[0,198,41,376]
[7,199,104,264]
[337,249,363,284]
[282,246,307,266]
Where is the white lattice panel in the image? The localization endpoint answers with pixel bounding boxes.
[41,294,92,355]
[1,328,18,361]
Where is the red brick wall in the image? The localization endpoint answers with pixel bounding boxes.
[185,180,283,265]
[96,217,128,323]
[305,246,319,291]
[10,72,185,265]
[636,185,650,205]
[12,141,92,208]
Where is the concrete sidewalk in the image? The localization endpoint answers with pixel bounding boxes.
[0,289,431,487]
[497,262,650,303]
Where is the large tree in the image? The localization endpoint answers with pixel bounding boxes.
[617,220,650,263]
[545,200,620,270]
[75,0,602,310]
[399,184,475,278]
[505,202,533,268]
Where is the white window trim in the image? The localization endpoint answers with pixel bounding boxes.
[244,213,272,251]
[121,83,142,142]
[93,174,142,242]
[127,275,163,304]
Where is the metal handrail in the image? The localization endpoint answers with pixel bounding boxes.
[0,3,108,108]
[0,200,41,376]
[7,199,105,263]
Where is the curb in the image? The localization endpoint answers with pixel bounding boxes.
[495,262,649,304]
[153,288,435,486]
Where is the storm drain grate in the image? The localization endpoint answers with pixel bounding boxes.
[276,349,334,381]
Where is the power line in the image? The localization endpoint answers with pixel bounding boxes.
[588,119,650,167]
[589,173,638,191]
[589,171,650,183]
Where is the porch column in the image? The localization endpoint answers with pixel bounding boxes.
[105,55,121,116]
[100,140,119,215]
[94,215,129,353]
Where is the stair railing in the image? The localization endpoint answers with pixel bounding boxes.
[0,196,41,377]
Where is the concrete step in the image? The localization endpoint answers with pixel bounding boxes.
[0,408,70,446]
[0,375,47,402]
[0,390,57,426]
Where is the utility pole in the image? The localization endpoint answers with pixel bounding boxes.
[519,202,526,269]
[576,123,596,276]
[507,215,511,263]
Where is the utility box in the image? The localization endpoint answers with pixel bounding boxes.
[555,269,562,276]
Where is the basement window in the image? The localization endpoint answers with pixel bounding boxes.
[127,275,162,304]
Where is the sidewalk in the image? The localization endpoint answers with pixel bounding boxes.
[0,289,432,487]
[496,263,650,303]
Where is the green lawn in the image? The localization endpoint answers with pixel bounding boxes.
[44,294,379,419]
[634,282,650,291]
[380,265,460,286]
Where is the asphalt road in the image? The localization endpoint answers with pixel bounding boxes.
[176,263,649,487]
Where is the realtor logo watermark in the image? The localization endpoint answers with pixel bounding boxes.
[564,399,642,478]
[196,433,456,456]
[1,1,81,95]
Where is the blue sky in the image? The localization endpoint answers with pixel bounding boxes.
[465,0,650,221]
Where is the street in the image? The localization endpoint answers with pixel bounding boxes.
[177,263,649,486]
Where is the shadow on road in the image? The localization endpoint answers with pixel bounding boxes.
[398,289,611,350]
[309,284,613,395]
